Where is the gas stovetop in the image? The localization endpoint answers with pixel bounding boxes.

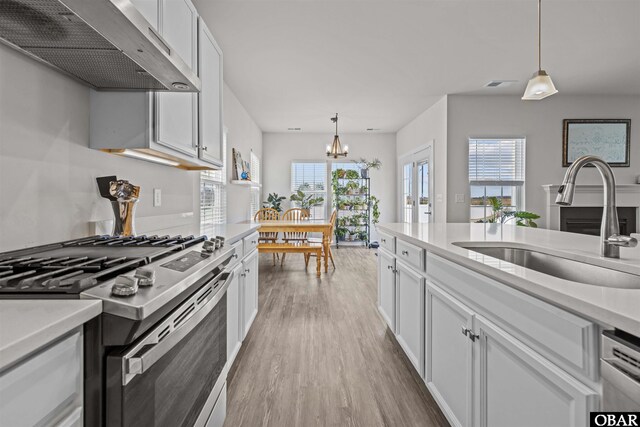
[0,235,206,295]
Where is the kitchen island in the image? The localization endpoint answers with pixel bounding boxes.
[376,222,640,427]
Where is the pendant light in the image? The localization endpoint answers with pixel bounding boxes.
[326,113,348,158]
[522,0,558,100]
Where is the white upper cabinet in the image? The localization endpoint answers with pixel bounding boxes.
[155,0,198,157]
[198,18,224,167]
[90,0,224,170]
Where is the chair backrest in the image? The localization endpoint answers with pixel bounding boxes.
[281,208,310,240]
[254,208,280,240]
[328,209,337,243]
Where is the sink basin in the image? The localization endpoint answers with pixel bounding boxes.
[454,243,640,289]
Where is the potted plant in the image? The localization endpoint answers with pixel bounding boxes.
[335,227,348,241]
[353,158,382,179]
[289,189,324,215]
[370,196,380,225]
[336,169,347,179]
[345,169,360,180]
[262,193,286,213]
[345,180,359,195]
[477,197,541,227]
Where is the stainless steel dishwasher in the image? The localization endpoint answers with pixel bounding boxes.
[601,330,640,410]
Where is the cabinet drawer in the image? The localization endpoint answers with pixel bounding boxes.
[379,231,396,253]
[243,232,260,254]
[228,240,243,268]
[426,253,598,382]
[396,239,425,272]
[0,329,83,427]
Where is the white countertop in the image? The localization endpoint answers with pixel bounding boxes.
[203,223,260,244]
[0,300,102,371]
[377,223,640,335]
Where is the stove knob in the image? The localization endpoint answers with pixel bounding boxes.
[111,275,139,297]
[134,268,156,287]
[203,240,216,253]
[215,236,225,248]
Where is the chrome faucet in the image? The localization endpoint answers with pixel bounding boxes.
[555,155,637,258]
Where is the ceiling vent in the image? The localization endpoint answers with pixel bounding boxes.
[287,127,302,131]
[484,80,517,88]
[366,128,381,131]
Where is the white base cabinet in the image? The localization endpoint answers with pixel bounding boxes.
[226,263,243,366]
[376,235,601,427]
[395,259,425,377]
[241,249,259,339]
[377,248,396,331]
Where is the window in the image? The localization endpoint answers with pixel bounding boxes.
[469,138,525,222]
[250,150,260,184]
[291,161,327,219]
[200,135,227,234]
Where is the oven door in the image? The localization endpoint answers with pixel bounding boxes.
[106,269,232,427]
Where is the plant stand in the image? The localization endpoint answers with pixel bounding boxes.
[333,176,371,248]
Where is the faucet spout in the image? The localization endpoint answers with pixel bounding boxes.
[555,155,636,258]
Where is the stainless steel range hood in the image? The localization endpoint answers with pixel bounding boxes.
[0,0,200,92]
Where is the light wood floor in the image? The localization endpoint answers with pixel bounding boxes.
[225,248,449,427]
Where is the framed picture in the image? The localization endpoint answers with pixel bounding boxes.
[562,119,631,167]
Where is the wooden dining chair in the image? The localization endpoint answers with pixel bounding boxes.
[306,209,337,269]
[254,208,280,265]
[280,208,310,265]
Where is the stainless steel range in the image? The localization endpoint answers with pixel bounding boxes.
[0,234,236,427]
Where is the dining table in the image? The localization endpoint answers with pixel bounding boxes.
[253,219,333,272]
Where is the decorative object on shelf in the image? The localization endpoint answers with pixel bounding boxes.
[289,189,325,215]
[352,158,382,179]
[562,119,631,167]
[326,113,348,158]
[262,193,287,213]
[232,148,252,180]
[477,196,541,227]
[522,0,558,100]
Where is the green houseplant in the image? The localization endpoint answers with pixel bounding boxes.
[353,158,382,179]
[480,197,541,227]
[345,169,360,180]
[289,189,324,214]
[262,193,286,213]
[370,196,380,225]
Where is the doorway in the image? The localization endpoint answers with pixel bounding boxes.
[399,144,434,224]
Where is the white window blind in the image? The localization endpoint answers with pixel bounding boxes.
[200,135,227,234]
[250,187,260,218]
[250,151,260,184]
[469,138,526,222]
[469,139,525,186]
[291,161,327,219]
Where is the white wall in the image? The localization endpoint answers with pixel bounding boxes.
[223,83,263,223]
[396,96,448,222]
[446,94,640,227]
[262,132,397,239]
[0,45,201,252]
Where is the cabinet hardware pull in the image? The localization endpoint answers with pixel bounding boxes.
[462,327,479,342]
[251,241,257,244]
[245,269,250,273]
[233,254,238,259]
[202,146,208,151]
[401,250,409,255]
[387,265,393,270]
[461,326,469,337]
[240,273,246,277]
[381,238,386,243]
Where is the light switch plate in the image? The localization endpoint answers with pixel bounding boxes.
[153,188,161,207]
[455,194,465,203]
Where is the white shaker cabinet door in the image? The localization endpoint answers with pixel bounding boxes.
[474,316,598,427]
[378,249,396,332]
[155,0,198,157]
[241,250,259,339]
[395,260,425,377]
[425,283,474,427]
[227,263,243,367]
[198,19,224,167]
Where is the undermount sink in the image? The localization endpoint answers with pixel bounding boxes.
[453,243,640,289]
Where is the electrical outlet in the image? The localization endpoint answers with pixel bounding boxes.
[153,188,161,207]
[455,194,465,203]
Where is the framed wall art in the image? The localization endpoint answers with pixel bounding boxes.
[562,119,631,167]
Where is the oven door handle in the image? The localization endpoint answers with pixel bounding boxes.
[122,269,234,385]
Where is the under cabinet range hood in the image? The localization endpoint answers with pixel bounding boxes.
[0,0,200,92]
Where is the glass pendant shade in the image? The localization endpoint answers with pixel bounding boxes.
[522,70,558,100]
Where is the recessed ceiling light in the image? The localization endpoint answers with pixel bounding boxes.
[484,80,518,88]
[287,127,302,131]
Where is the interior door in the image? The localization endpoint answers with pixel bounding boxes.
[401,162,413,223]
[416,159,432,223]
